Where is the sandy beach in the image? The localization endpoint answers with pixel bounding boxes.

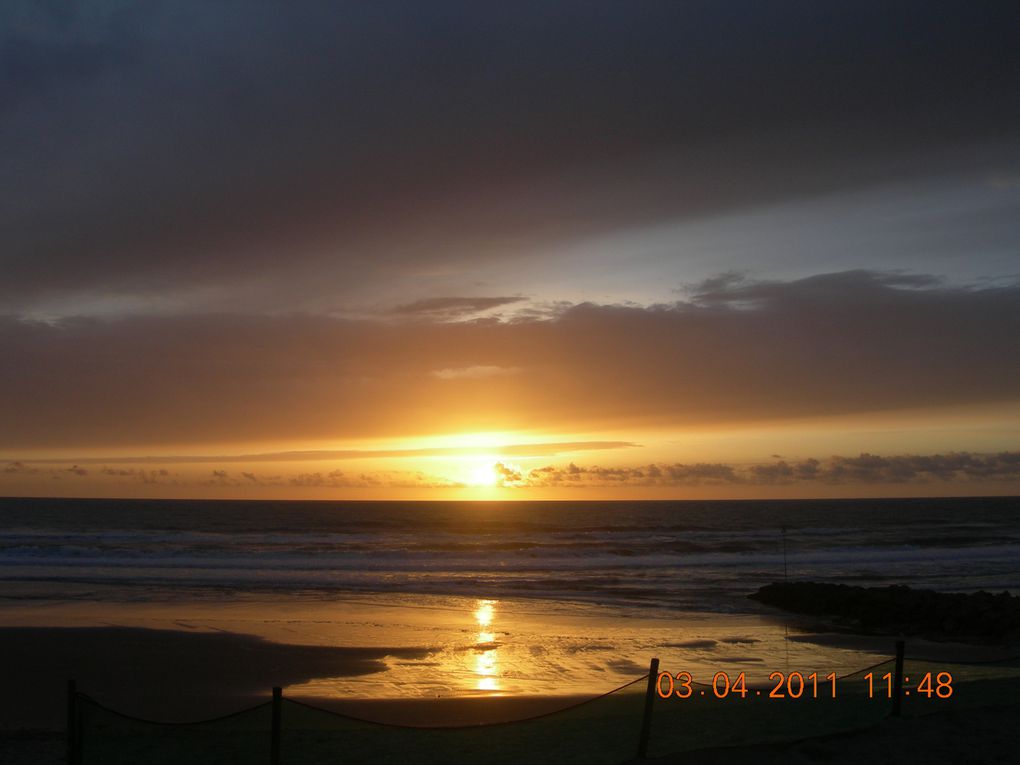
[0,626,435,728]
[0,624,603,728]
[7,706,1019,765]
[2,621,1018,764]
[4,670,1018,765]
[0,590,893,700]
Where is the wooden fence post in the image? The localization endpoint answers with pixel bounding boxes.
[66,679,78,765]
[637,657,660,760]
[271,687,282,765]
[892,640,905,718]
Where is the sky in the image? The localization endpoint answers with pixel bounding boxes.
[2,0,1019,499]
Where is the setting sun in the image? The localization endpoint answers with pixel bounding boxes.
[467,461,499,487]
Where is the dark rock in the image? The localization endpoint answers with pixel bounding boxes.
[748,581,1020,644]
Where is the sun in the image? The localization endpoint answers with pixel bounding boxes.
[468,461,499,487]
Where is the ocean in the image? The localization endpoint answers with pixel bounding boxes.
[2,496,1018,698]
[2,496,1018,610]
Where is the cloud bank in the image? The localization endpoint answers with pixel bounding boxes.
[2,2,1018,315]
[1,271,1018,449]
[511,452,1020,489]
[5,450,1018,492]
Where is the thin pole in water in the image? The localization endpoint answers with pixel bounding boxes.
[637,657,659,760]
[781,525,788,581]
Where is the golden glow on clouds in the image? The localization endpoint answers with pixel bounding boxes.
[415,431,531,451]
[2,410,1019,500]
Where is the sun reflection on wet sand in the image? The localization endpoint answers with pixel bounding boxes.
[472,599,501,693]
[171,594,877,701]
[474,600,494,628]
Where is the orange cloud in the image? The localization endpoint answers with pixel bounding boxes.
[1,273,1018,451]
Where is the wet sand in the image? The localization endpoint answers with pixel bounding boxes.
[2,625,1018,764]
[0,591,891,703]
[0,625,612,729]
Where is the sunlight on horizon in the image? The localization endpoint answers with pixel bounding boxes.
[467,461,500,487]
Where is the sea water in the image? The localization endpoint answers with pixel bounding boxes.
[1,496,1017,697]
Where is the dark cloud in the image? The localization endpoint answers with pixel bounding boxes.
[0,271,1017,448]
[494,462,524,486]
[101,467,172,484]
[521,451,1020,488]
[7,450,1016,491]
[1,2,1018,312]
[288,470,348,488]
[5,463,174,484]
[3,462,38,475]
[529,462,739,486]
[687,270,946,308]
[281,470,460,490]
[821,451,1020,484]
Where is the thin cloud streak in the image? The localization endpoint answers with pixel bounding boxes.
[13,441,640,464]
[390,297,526,320]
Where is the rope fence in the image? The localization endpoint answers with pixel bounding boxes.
[65,643,1020,764]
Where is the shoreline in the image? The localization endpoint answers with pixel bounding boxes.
[1,594,884,705]
[0,625,639,730]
